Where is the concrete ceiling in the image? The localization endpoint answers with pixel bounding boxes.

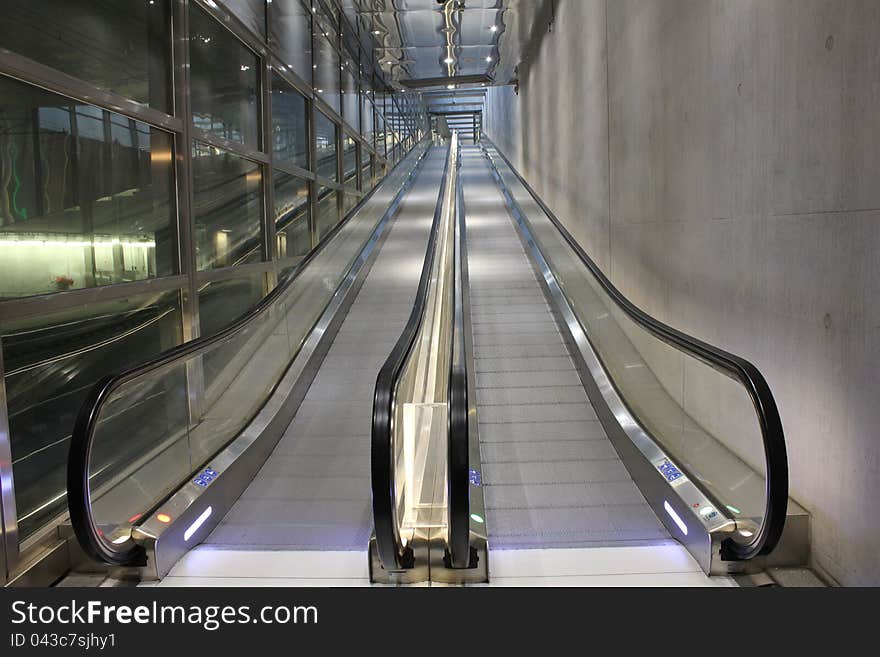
[339,0,548,115]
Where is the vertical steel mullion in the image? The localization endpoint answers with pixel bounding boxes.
[262,57,277,291]
[173,0,199,343]
[308,4,319,248]
[0,344,18,581]
[173,0,205,433]
[336,24,344,225]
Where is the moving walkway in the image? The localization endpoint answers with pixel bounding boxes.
[64,133,807,584]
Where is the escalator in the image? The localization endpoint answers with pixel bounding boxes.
[65,141,445,577]
[367,136,805,583]
[64,132,805,584]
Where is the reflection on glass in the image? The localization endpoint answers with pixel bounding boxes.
[192,142,264,270]
[316,186,339,241]
[222,0,266,38]
[342,69,359,132]
[342,192,358,218]
[0,77,176,300]
[0,0,171,111]
[313,29,341,114]
[0,289,183,540]
[273,171,311,261]
[271,74,309,170]
[343,134,358,188]
[190,5,261,149]
[315,110,338,181]
[198,274,265,339]
[375,114,387,157]
[268,0,312,82]
[361,94,374,146]
[362,162,373,192]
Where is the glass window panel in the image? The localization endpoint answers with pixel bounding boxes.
[192,142,264,270]
[314,31,341,114]
[0,289,183,540]
[273,171,311,262]
[223,0,266,38]
[315,185,339,241]
[190,5,261,149]
[271,74,309,170]
[268,0,312,82]
[362,161,373,192]
[342,192,358,218]
[315,110,338,181]
[375,113,387,157]
[0,78,176,300]
[342,69,359,132]
[360,92,374,146]
[343,134,358,188]
[0,0,171,111]
[198,273,266,339]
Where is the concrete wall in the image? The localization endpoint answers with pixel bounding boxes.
[484,0,880,586]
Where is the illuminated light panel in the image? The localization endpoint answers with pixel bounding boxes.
[470,513,485,524]
[0,239,156,248]
[663,501,688,536]
[156,513,172,524]
[184,506,213,542]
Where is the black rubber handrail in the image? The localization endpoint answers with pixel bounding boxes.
[371,141,455,572]
[484,140,788,561]
[67,143,430,565]
[446,143,470,568]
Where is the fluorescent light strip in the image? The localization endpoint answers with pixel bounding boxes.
[663,501,688,536]
[184,506,213,542]
[0,239,156,248]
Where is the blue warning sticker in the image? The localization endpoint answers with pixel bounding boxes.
[658,459,685,484]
